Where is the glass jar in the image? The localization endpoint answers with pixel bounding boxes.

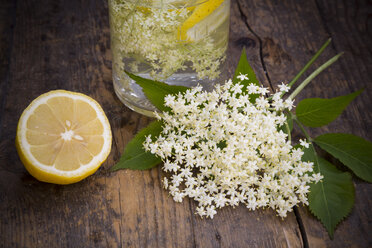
[109,0,231,116]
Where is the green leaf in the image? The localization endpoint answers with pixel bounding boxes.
[303,146,354,238]
[233,47,260,86]
[296,89,363,127]
[233,48,260,102]
[314,133,372,182]
[125,71,189,112]
[111,121,163,171]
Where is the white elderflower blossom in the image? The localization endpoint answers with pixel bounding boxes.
[299,139,310,148]
[144,77,322,219]
[237,73,249,81]
[279,82,290,92]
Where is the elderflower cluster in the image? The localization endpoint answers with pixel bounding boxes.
[144,76,322,218]
[109,0,227,80]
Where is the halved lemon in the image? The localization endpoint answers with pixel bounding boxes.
[178,0,229,42]
[16,90,112,185]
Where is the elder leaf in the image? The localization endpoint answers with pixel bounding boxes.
[303,146,354,238]
[233,48,260,102]
[296,89,363,127]
[125,71,189,112]
[112,121,163,171]
[314,133,372,182]
[233,47,260,86]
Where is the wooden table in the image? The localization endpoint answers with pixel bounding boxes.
[1,0,371,247]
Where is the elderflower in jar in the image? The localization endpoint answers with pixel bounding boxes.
[109,0,231,116]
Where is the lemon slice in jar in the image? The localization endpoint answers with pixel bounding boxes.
[16,90,112,185]
[178,0,229,42]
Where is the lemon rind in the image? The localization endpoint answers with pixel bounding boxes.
[16,90,112,183]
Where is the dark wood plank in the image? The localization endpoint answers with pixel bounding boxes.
[238,0,372,247]
[0,0,124,247]
[0,0,16,136]
[1,0,371,247]
[301,1,372,246]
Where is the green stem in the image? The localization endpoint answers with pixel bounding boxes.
[285,120,291,141]
[288,52,343,100]
[291,113,312,141]
[268,39,332,101]
[288,38,332,89]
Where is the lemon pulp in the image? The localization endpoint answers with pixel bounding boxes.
[16,90,112,184]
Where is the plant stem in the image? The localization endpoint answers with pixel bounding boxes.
[288,38,332,89]
[291,113,312,141]
[285,120,291,141]
[288,53,343,100]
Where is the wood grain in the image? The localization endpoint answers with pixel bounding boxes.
[238,0,372,247]
[0,0,371,247]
